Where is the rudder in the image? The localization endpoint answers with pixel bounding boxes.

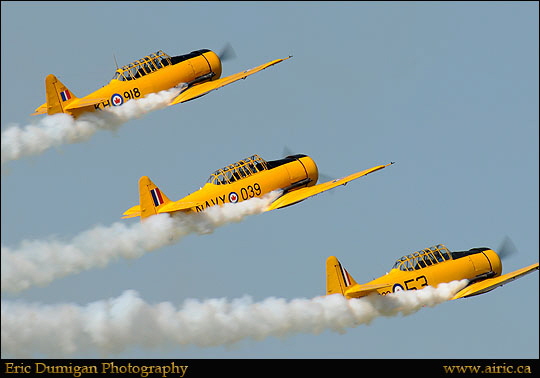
[326,256,358,295]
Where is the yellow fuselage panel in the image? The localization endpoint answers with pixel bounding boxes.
[346,249,501,298]
[164,156,318,214]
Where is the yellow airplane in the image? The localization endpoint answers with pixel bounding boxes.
[327,242,538,300]
[122,154,394,220]
[32,47,290,118]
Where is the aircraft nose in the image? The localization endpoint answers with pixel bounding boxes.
[486,249,503,276]
[301,156,319,185]
[201,50,222,80]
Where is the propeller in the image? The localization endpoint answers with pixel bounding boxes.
[218,42,237,62]
[497,236,518,260]
[282,146,295,158]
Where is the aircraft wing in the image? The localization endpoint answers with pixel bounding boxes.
[169,56,292,105]
[344,283,394,298]
[452,262,539,300]
[265,162,394,211]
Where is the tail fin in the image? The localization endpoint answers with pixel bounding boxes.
[138,176,172,219]
[326,256,358,296]
[44,74,78,115]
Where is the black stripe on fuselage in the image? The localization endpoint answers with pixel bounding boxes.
[266,154,308,169]
[170,49,211,65]
[451,247,490,260]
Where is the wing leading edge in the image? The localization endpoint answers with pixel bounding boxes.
[452,262,539,299]
[265,162,394,211]
[169,56,292,105]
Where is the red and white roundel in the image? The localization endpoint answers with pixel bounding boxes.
[111,93,124,106]
[229,192,239,203]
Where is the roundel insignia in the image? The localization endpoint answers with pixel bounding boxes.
[229,192,239,203]
[111,93,124,106]
[392,284,404,293]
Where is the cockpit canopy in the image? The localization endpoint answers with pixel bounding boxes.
[206,155,269,185]
[112,50,172,82]
[111,49,212,82]
[392,244,452,271]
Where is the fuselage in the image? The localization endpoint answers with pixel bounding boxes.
[177,154,319,213]
[345,245,503,298]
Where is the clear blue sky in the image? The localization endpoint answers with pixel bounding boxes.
[1,1,538,359]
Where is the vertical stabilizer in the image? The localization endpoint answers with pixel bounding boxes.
[138,176,172,219]
[45,74,78,115]
[326,256,358,295]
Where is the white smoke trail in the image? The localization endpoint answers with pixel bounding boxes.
[1,87,182,165]
[1,192,280,293]
[0,280,468,357]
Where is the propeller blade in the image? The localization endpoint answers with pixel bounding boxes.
[498,236,518,260]
[218,42,237,62]
[282,145,294,157]
[319,173,336,183]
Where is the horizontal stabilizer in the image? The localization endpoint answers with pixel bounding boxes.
[32,103,48,115]
[452,262,539,299]
[169,56,292,105]
[122,205,141,219]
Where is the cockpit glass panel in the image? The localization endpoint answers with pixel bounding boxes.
[129,66,138,78]
[432,250,443,262]
[146,61,156,72]
[139,63,150,75]
[438,245,451,260]
[424,252,436,266]
[153,58,163,69]
[405,260,413,271]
